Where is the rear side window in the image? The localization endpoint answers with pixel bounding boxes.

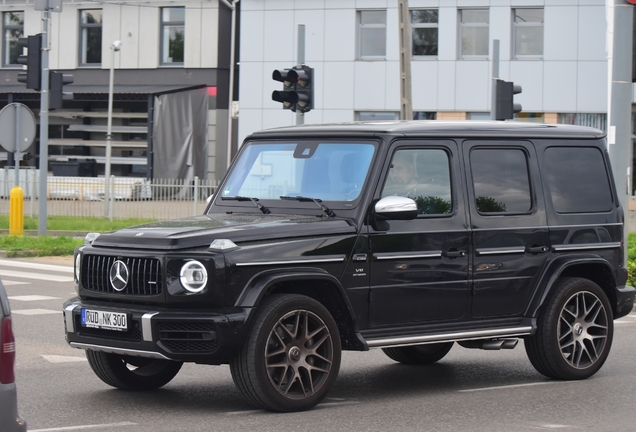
[544,147,613,213]
[470,148,532,214]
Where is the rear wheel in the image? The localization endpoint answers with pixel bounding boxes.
[382,342,454,365]
[525,277,613,380]
[230,294,341,412]
[86,350,183,391]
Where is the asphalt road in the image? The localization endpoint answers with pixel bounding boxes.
[4,256,636,432]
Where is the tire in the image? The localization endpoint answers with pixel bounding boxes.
[524,277,613,380]
[86,350,183,391]
[382,342,454,365]
[230,294,342,412]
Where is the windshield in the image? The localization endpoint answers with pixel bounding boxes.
[219,141,376,204]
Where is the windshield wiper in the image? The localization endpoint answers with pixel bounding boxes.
[280,196,336,217]
[221,196,271,214]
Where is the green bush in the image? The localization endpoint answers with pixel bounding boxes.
[628,233,636,287]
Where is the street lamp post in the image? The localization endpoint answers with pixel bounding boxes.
[105,40,121,220]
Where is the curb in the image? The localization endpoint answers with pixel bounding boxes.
[0,230,88,237]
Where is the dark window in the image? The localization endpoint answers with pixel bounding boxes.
[470,148,531,214]
[80,10,102,65]
[382,148,452,215]
[3,11,23,66]
[411,9,438,56]
[544,147,613,213]
[161,7,185,64]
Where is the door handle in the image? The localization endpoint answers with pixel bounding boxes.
[444,249,466,258]
[526,245,549,254]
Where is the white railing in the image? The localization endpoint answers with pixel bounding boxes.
[0,171,218,220]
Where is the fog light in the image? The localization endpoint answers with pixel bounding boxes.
[179,261,208,293]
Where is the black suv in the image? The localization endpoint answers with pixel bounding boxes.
[63,121,635,412]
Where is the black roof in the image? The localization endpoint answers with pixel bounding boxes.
[248,120,606,140]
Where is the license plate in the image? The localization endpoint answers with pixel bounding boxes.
[81,309,127,332]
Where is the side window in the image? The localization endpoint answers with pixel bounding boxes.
[543,147,613,213]
[470,148,531,214]
[381,149,452,215]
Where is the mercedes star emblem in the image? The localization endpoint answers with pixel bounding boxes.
[109,260,129,291]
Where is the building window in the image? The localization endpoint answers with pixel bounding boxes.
[558,113,607,131]
[79,10,102,65]
[356,111,398,121]
[357,10,386,59]
[460,9,489,58]
[161,7,185,64]
[413,112,437,120]
[411,9,438,56]
[513,8,543,58]
[3,11,23,66]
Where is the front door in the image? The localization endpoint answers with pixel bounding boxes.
[368,141,470,325]
[462,141,550,318]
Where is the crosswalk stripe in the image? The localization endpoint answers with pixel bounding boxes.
[41,355,87,363]
[2,280,29,286]
[0,258,73,273]
[9,295,60,301]
[12,309,61,315]
[0,269,73,282]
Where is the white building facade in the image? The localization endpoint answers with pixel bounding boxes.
[238,0,621,146]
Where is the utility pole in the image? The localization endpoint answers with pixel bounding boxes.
[490,40,500,120]
[398,0,413,120]
[37,10,50,236]
[607,0,634,246]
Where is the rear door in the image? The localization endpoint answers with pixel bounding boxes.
[463,141,550,318]
[367,140,471,325]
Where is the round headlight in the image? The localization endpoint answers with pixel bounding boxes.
[179,261,208,293]
[74,253,81,285]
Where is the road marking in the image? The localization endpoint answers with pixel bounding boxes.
[531,425,576,430]
[41,355,87,363]
[1,280,29,286]
[9,295,60,301]
[226,409,263,415]
[0,258,74,273]
[30,422,137,432]
[12,309,61,315]
[0,269,73,282]
[459,381,579,393]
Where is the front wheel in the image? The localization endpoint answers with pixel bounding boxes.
[86,350,183,391]
[230,294,342,412]
[524,277,613,380]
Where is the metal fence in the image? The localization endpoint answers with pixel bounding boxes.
[0,171,218,220]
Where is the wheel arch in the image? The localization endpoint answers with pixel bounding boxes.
[527,257,618,318]
[235,268,367,351]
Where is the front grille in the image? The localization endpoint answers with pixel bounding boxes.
[75,315,142,341]
[157,322,219,353]
[81,255,162,296]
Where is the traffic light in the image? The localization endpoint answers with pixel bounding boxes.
[494,79,522,120]
[49,71,74,110]
[16,34,42,91]
[272,65,314,113]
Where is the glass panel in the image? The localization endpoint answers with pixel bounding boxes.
[412,28,438,55]
[162,7,185,23]
[4,12,23,65]
[357,112,399,121]
[471,149,531,214]
[81,10,102,25]
[544,147,612,213]
[515,8,544,23]
[83,27,102,64]
[462,27,489,56]
[411,10,438,24]
[222,143,376,202]
[163,25,184,63]
[360,27,386,57]
[515,26,543,56]
[382,149,452,215]
[360,10,386,25]
[462,10,488,24]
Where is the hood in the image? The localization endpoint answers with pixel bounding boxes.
[91,214,357,251]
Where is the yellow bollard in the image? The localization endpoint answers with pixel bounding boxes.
[9,186,24,237]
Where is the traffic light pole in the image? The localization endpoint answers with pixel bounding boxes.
[490,39,500,120]
[37,10,50,236]
[296,25,305,126]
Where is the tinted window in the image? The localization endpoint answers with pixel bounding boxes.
[470,148,531,214]
[544,147,613,213]
[381,149,452,215]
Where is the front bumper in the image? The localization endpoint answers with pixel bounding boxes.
[63,297,249,364]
